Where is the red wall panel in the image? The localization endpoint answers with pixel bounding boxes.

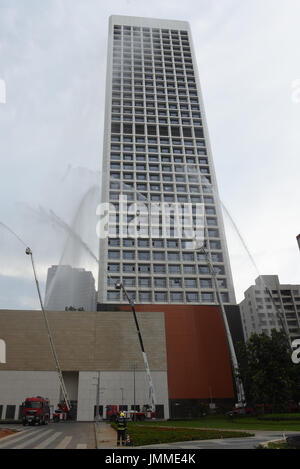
[130,304,235,400]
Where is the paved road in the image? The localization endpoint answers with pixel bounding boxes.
[0,422,96,449]
[0,423,294,450]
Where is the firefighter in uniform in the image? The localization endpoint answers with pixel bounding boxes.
[116,412,127,446]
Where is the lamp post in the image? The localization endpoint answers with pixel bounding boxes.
[120,387,124,410]
[93,371,103,422]
[196,243,245,405]
[133,362,136,423]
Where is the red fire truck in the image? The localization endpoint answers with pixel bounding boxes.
[22,396,50,426]
[106,404,156,422]
[53,401,70,422]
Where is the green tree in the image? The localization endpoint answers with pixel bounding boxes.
[237,330,298,412]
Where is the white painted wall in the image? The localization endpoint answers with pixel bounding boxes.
[77,371,169,421]
[0,371,60,420]
[0,369,169,421]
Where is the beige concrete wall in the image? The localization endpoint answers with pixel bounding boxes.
[0,310,167,372]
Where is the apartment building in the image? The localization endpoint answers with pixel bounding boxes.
[240,275,300,341]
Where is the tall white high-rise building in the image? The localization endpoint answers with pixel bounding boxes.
[98,15,236,306]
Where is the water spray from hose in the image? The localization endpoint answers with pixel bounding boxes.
[221,202,292,347]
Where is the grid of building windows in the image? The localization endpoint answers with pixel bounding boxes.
[240,276,300,341]
[98,17,235,305]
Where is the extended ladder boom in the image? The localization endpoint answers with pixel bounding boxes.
[116,283,156,412]
[26,247,71,411]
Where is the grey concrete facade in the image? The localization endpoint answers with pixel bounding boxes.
[45,265,97,312]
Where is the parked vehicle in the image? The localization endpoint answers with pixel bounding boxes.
[21,396,50,426]
[106,405,119,422]
[226,402,253,418]
[124,408,156,421]
[106,404,156,422]
[53,401,70,422]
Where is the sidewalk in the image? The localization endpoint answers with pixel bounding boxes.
[94,421,122,449]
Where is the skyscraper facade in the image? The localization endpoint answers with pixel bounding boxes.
[98,15,236,306]
[240,275,300,341]
[45,265,97,312]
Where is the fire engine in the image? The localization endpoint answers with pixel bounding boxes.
[106,404,156,422]
[22,396,50,426]
[53,401,70,422]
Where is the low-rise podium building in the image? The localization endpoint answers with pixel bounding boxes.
[0,306,236,421]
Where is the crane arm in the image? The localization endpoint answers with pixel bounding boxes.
[26,247,71,412]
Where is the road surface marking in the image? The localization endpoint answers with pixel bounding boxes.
[34,432,62,449]
[0,429,37,448]
[14,429,53,449]
[76,443,87,449]
[56,436,72,449]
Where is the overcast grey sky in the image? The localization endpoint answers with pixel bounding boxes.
[0,0,299,308]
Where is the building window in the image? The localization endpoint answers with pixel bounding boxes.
[183,265,196,274]
[123,264,135,272]
[139,291,152,302]
[170,292,183,302]
[154,278,167,288]
[108,251,120,259]
[107,291,120,301]
[221,292,229,303]
[139,264,151,273]
[182,252,194,262]
[200,279,212,288]
[123,277,136,287]
[123,239,135,247]
[5,405,16,420]
[139,278,151,287]
[202,292,214,302]
[169,265,181,274]
[199,265,210,274]
[138,239,149,248]
[108,264,120,272]
[168,252,180,261]
[186,292,199,302]
[138,251,150,260]
[185,278,197,288]
[124,251,135,260]
[153,251,165,260]
[170,278,182,288]
[153,239,164,248]
[153,265,166,274]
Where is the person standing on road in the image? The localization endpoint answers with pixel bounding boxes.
[116,412,127,446]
